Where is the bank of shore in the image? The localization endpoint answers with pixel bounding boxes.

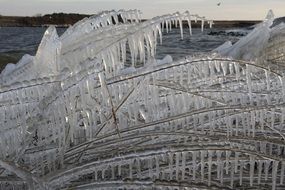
[0,14,261,28]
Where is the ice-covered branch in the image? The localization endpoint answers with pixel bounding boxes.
[0,9,285,190]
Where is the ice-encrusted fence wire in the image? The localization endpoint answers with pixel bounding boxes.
[60,9,143,42]
[0,9,284,190]
[59,11,213,78]
[258,22,285,73]
[1,57,285,190]
[50,58,285,190]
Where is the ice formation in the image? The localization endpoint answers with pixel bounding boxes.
[0,9,285,190]
[214,10,274,60]
[215,9,285,71]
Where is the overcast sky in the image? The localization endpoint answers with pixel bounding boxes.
[0,0,284,20]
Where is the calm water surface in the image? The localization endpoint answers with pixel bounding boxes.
[0,26,246,71]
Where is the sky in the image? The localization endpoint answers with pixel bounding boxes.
[0,0,285,20]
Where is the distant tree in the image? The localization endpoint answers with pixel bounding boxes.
[33,13,42,17]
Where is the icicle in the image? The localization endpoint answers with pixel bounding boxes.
[137,158,141,179]
[168,20,172,31]
[220,158,224,184]
[161,20,165,33]
[148,157,153,178]
[246,64,253,105]
[265,70,271,104]
[155,155,160,178]
[147,30,155,57]
[113,15,119,24]
[240,161,244,186]
[251,111,256,137]
[175,152,180,180]
[225,151,230,174]
[98,72,111,105]
[118,163,121,176]
[129,160,133,179]
[232,63,239,81]
[208,150,213,186]
[157,25,163,45]
[249,155,255,186]
[178,15,184,39]
[192,151,197,180]
[269,143,273,156]
[194,15,198,23]
[281,77,285,103]
[258,161,263,184]
[134,10,139,23]
[200,151,205,182]
[181,152,186,180]
[165,19,169,33]
[111,165,115,179]
[185,11,192,35]
[94,169,98,180]
[102,169,106,179]
[217,151,222,179]
[221,61,228,76]
[201,17,205,32]
[281,107,285,125]
[138,33,145,64]
[265,160,271,181]
[260,110,265,133]
[209,20,213,28]
[281,161,285,185]
[169,152,174,180]
[272,161,279,190]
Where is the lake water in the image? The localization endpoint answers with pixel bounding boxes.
[0,27,247,71]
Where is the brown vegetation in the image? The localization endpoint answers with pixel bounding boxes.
[0,13,90,27]
[0,13,261,27]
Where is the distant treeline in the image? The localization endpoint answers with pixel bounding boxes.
[0,13,90,27]
[0,13,261,28]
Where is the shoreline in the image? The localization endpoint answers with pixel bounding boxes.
[0,21,261,28]
[0,15,261,28]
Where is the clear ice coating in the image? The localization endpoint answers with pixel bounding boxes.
[0,9,285,190]
[214,9,285,73]
[214,10,274,61]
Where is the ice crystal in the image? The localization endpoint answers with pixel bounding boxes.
[0,9,284,190]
